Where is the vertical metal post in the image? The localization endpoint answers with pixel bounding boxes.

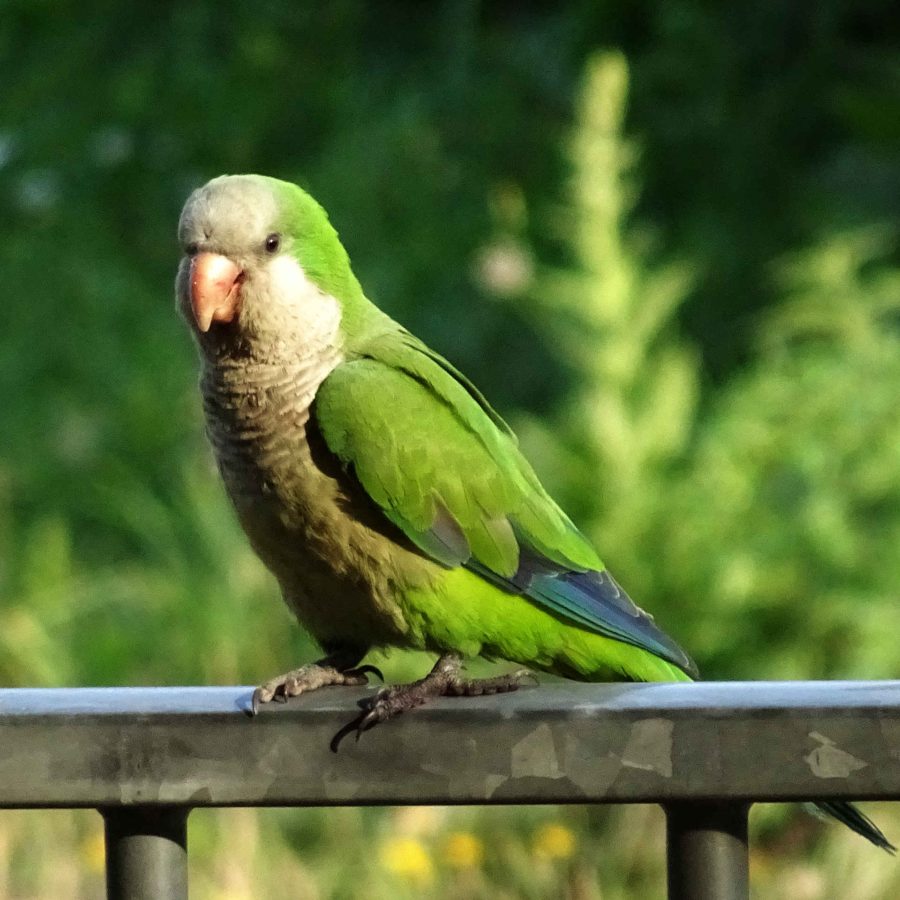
[665,802,750,900]
[102,806,189,900]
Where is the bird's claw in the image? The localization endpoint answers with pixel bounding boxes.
[349,664,384,683]
[248,661,379,717]
[250,684,273,717]
[329,665,537,752]
[248,681,291,716]
[329,689,395,752]
[329,714,368,753]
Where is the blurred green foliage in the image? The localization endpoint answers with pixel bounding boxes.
[0,2,898,898]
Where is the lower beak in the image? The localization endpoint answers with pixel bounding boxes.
[190,253,244,332]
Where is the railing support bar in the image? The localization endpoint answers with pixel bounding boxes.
[101,806,189,900]
[665,801,750,900]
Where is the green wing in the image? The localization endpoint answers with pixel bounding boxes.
[314,329,697,676]
[315,330,600,579]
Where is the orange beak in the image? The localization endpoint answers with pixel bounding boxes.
[190,253,244,332]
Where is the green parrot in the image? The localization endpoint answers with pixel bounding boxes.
[176,174,892,851]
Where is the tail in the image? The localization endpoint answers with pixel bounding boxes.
[814,801,896,853]
[474,557,894,852]
[535,576,896,852]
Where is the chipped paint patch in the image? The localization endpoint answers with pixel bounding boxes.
[616,718,673,777]
[484,774,509,797]
[805,732,868,778]
[511,724,561,779]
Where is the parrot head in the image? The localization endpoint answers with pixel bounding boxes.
[175,174,366,348]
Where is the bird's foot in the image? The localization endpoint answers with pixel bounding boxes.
[250,662,383,716]
[330,653,534,751]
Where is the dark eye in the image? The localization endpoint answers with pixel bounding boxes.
[264,233,281,254]
[185,242,199,257]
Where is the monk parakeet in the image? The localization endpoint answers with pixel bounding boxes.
[176,174,892,851]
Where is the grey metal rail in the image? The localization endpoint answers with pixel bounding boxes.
[0,681,897,898]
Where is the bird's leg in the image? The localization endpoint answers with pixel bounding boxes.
[250,646,380,715]
[330,652,533,751]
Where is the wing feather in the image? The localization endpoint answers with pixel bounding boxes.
[313,330,696,676]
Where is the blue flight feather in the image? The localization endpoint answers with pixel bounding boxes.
[525,569,699,677]
[467,555,698,678]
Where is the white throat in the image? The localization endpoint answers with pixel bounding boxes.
[256,255,344,356]
[201,255,345,416]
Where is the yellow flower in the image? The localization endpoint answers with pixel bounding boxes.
[80,828,106,873]
[380,836,434,885]
[442,832,484,869]
[532,823,576,860]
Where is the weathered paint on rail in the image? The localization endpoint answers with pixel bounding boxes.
[0,682,897,808]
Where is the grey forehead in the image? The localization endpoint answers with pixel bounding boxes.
[178,176,278,247]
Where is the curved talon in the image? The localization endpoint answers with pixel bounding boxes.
[330,715,366,753]
[330,689,392,752]
[248,657,375,720]
[350,664,385,683]
[332,656,535,751]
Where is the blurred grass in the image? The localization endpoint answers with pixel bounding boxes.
[0,803,898,899]
[0,8,899,898]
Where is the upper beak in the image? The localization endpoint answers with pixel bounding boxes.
[190,252,244,332]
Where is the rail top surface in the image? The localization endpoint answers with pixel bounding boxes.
[0,681,897,809]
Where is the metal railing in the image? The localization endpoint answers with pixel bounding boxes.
[0,681,897,899]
